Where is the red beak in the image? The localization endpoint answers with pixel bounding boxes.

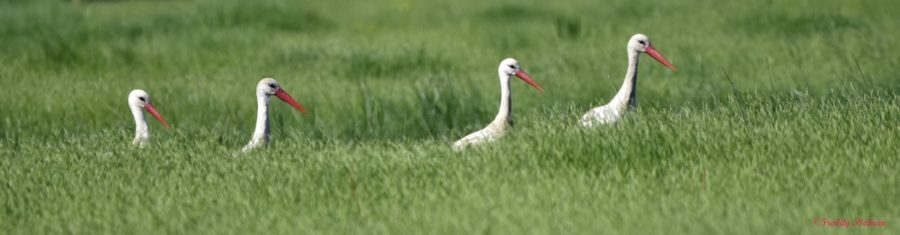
[143,103,171,128]
[274,88,307,113]
[514,70,543,92]
[645,46,677,72]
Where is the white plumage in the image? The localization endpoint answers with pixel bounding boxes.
[581,34,677,127]
[453,58,543,150]
[127,89,171,147]
[241,78,307,153]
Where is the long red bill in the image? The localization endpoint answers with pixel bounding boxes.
[144,103,171,128]
[645,46,677,72]
[274,88,307,113]
[514,70,543,92]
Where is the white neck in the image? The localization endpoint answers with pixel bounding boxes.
[608,49,640,112]
[490,72,512,126]
[246,92,271,149]
[130,104,149,147]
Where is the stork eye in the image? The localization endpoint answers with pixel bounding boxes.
[138,97,146,102]
[638,40,646,45]
[268,84,277,89]
[508,65,516,69]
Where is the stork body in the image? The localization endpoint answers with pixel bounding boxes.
[241,78,307,153]
[453,58,542,150]
[127,89,171,147]
[580,34,677,127]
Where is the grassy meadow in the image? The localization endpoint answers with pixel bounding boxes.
[1,0,899,234]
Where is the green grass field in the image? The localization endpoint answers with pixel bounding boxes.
[1,0,899,234]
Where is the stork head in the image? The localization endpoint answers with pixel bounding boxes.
[128,89,171,128]
[128,89,151,108]
[627,34,652,53]
[257,77,307,113]
[498,58,543,92]
[257,78,282,96]
[628,34,677,71]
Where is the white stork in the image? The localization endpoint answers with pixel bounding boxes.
[580,34,676,127]
[453,58,543,150]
